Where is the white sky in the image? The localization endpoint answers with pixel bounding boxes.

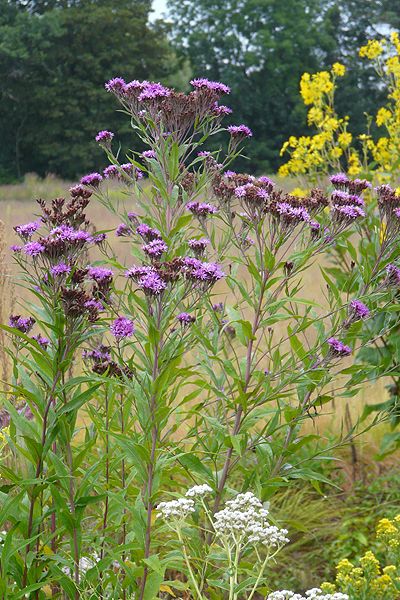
[151,0,168,19]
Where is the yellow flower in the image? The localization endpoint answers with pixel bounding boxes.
[359,39,384,60]
[290,187,307,198]
[336,558,353,575]
[320,582,336,594]
[332,62,346,77]
[330,147,343,159]
[360,550,380,577]
[338,132,352,148]
[377,517,398,538]
[348,151,362,175]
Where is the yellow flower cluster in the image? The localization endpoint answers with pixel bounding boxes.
[359,39,384,60]
[278,63,356,182]
[377,515,400,550]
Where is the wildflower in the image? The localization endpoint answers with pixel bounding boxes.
[11,245,22,252]
[136,223,161,240]
[188,237,210,256]
[327,337,351,357]
[385,263,400,286]
[190,78,230,94]
[177,312,196,325]
[138,82,171,101]
[88,267,113,282]
[227,124,253,138]
[332,63,346,77]
[349,299,369,319]
[80,172,103,187]
[330,173,349,188]
[110,316,135,339]
[183,258,225,287]
[213,104,232,116]
[23,241,45,256]
[51,263,71,276]
[142,239,168,258]
[32,334,50,349]
[186,201,218,216]
[141,150,156,159]
[103,165,119,179]
[359,39,384,60]
[105,77,126,94]
[95,130,114,145]
[157,498,195,520]
[91,233,107,245]
[69,184,92,199]
[376,107,391,127]
[275,202,310,224]
[14,221,41,239]
[185,484,212,497]
[331,204,365,221]
[116,223,132,237]
[138,271,167,295]
[9,315,36,334]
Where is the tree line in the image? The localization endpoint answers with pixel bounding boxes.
[0,0,398,181]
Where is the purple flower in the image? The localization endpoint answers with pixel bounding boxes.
[212,302,224,312]
[91,233,107,244]
[103,165,119,179]
[350,299,370,319]
[142,239,168,258]
[14,221,41,239]
[88,267,113,282]
[23,241,45,256]
[224,170,236,178]
[394,208,400,218]
[32,334,50,349]
[121,163,143,180]
[83,345,111,362]
[276,202,310,223]
[188,238,210,255]
[332,204,365,219]
[190,78,231,95]
[116,223,132,237]
[105,77,126,94]
[227,124,253,138]
[386,263,400,286]
[110,316,135,339]
[125,265,155,279]
[51,263,71,276]
[327,337,352,357]
[80,172,103,187]
[186,201,218,216]
[138,82,171,101]
[184,258,225,284]
[136,223,161,240]
[177,312,196,325]
[329,173,349,187]
[138,271,167,295]
[11,245,22,253]
[213,104,232,116]
[198,151,211,157]
[95,130,114,144]
[9,315,35,334]
[84,299,103,311]
[141,150,156,159]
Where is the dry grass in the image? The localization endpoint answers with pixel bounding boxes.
[0,175,395,452]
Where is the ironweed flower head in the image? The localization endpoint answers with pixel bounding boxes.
[190,78,231,95]
[14,221,41,239]
[32,334,50,349]
[227,124,253,138]
[136,223,162,241]
[95,130,114,147]
[9,315,35,334]
[141,149,156,159]
[186,201,218,217]
[139,271,167,295]
[23,241,45,257]
[183,257,225,289]
[177,312,196,325]
[105,77,126,95]
[188,237,210,256]
[88,267,113,283]
[51,263,71,277]
[116,223,132,237]
[80,172,103,187]
[138,81,171,101]
[142,239,168,258]
[110,316,135,339]
[327,337,351,357]
[330,172,349,189]
[349,299,369,320]
[385,263,400,286]
[69,184,92,199]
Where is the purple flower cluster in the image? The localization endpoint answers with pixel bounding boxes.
[186,201,218,217]
[51,263,71,276]
[125,266,167,296]
[116,223,132,237]
[80,172,103,187]
[142,150,156,159]
[331,190,364,206]
[136,223,161,240]
[177,312,196,325]
[9,315,36,334]
[327,337,352,357]
[350,299,370,319]
[138,82,171,101]
[95,130,114,144]
[188,237,210,256]
[32,334,50,349]
[110,316,135,339]
[331,204,365,220]
[142,239,168,258]
[386,263,400,286]
[14,221,41,239]
[88,267,113,283]
[23,241,45,257]
[183,257,225,287]
[276,202,310,223]
[330,173,371,194]
[213,104,232,116]
[227,124,253,138]
[190,78,230,95]
[103,163,143,182]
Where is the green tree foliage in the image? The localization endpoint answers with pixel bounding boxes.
[167,0,399,173]
[0,0,176,180]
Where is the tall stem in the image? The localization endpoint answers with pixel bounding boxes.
[176,527,205,600]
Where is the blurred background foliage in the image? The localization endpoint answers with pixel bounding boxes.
[1,0,400,181]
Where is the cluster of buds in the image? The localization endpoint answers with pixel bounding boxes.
[82,345,133,379]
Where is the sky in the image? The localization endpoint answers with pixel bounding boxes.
[151,0,168,19]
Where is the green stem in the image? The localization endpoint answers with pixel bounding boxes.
[176,527,205,600]
[247,553,270,600]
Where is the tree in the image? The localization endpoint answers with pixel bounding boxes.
[0,0,177,180]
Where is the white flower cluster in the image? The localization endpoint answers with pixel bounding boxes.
[185,484,213,498]
[157,497,195,520]
[61,553,99,576]
[213,492,289,548]
[267,589,348,600]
